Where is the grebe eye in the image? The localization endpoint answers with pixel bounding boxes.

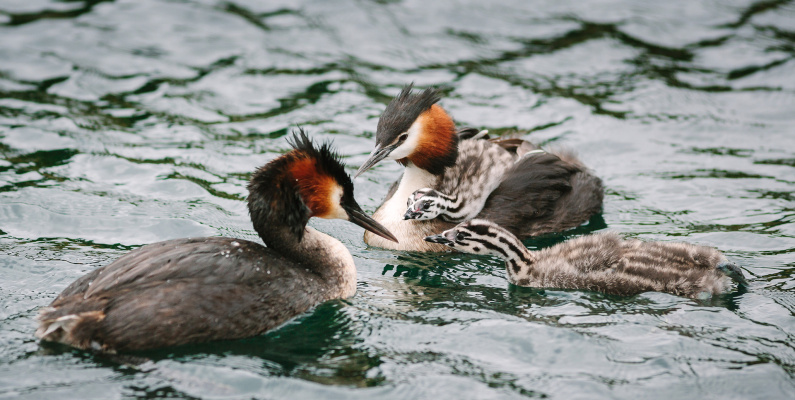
[397,133,408,143]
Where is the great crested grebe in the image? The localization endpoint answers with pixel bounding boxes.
[355,84,604,252]
[425,219,748,299]
[36,130,397,352]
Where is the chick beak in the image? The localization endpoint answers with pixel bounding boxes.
[344,202,398,243]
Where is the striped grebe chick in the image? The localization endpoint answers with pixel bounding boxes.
[404,188,465,222]
[355,84,604,252]
[36,130,397,352]
[425,220,747,299]
[403,149,557,222]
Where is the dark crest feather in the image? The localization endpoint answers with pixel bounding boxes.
[286,128,352,194]
[376,83,441,146]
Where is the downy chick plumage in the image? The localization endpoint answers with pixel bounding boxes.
[426,219,747,299]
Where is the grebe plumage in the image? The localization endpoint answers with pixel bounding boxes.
[36,130,397,352]
[403,150,558,222]
[425,219,748,299]
[355,84,604,252]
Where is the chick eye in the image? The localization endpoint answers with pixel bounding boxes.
[456,232,466,242]
[422,202,431,210]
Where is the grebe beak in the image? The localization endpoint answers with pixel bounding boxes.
[424,233,452,246]
[354,144,395,178]
[344,203,398,243]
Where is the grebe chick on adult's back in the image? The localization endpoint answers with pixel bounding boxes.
[402,150,557,223]
[425,219,747,299]
[355,84,604,252]
[36,130,397,352]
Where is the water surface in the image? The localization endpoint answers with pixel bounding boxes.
[1,0,794,398]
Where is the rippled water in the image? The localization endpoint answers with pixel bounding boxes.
[1,0,794,398]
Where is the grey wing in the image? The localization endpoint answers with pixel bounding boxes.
[93,269,317,350]
[76,237,271,299]
[48,241,195,300]
[478,152,594,237]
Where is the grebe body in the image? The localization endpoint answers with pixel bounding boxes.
[36,130,397,352]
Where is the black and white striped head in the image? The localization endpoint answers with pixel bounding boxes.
[403,188,444,220]
[424,219,519,260]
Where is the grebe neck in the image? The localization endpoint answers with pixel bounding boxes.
[391,162,438,208]
[487,230,536,283]
[260,225,356,298]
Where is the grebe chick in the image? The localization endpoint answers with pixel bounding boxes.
[36,129,397,352]
[404,188,461,221]
[403,149,559,222]
[425,220,747,299]
[356,84,604,252]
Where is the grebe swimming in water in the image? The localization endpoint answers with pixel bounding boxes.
[36,129,397,352]
[355,84,603,252]
[425,219,747,299]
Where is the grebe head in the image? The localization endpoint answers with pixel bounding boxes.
[248,128,397,243]
[355,83,458,177]
[424,219,511,258]
[403,188,444,220]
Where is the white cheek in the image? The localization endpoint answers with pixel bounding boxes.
[323,185,348,220]
[462,244,480,253]
[418,210,437,220]
[328,205,348,220]
[386,119,422,160]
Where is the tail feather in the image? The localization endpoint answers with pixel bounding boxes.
[718,261,748,287]
[36,315,79,340]
[36,308,105,350]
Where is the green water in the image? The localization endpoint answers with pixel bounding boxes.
[1,0,794,398]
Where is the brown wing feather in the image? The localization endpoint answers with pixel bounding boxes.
[478,151,603,238]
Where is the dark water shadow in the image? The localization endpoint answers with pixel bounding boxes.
[523,213,608,250]
[2,0,115,27]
